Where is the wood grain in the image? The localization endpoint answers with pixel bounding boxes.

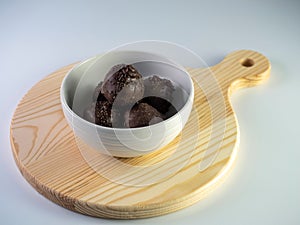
[10,50,270,219]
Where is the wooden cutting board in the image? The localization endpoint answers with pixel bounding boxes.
[10,50,270,219]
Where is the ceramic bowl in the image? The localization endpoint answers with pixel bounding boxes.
[60,51,194,157]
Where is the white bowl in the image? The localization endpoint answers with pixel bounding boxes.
[60,51,194,157]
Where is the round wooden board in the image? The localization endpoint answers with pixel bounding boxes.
[10,50,270,219]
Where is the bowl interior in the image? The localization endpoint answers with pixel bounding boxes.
[62,51,193,128]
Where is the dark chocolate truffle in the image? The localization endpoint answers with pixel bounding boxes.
[93,82,107,102]
[141,96,178,119]
[101,65,144,106]
[83,102,97,123]
[83,100,123,127]
[164,102,178,119]
[94,101,112,127]
[143,75,175,113]
[124,103,163,128]
[105,64,125,80]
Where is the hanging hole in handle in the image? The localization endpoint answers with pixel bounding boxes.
[241,58,254,67]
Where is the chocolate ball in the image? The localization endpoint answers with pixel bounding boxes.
[83,100,123,127]
[104,64,125,80]
[101,65,144,106]
[163,102,178,119]
[83,102,97,123]
[93,64,126,102]
[92,82,107,102]
[143,75,175,113]
[97,101,125,128]
[94,101,113,127]
[141,96,177,119]
[124,103,163,128]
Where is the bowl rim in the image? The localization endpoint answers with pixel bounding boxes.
[60,55,195,131]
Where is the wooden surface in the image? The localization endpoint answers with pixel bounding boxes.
[10,50,270,219]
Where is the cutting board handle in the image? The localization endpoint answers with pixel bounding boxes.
[212,50,271,95]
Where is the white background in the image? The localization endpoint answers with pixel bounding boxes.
[1,0,299,224]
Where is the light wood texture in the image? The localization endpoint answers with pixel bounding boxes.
[10,50,270,219]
